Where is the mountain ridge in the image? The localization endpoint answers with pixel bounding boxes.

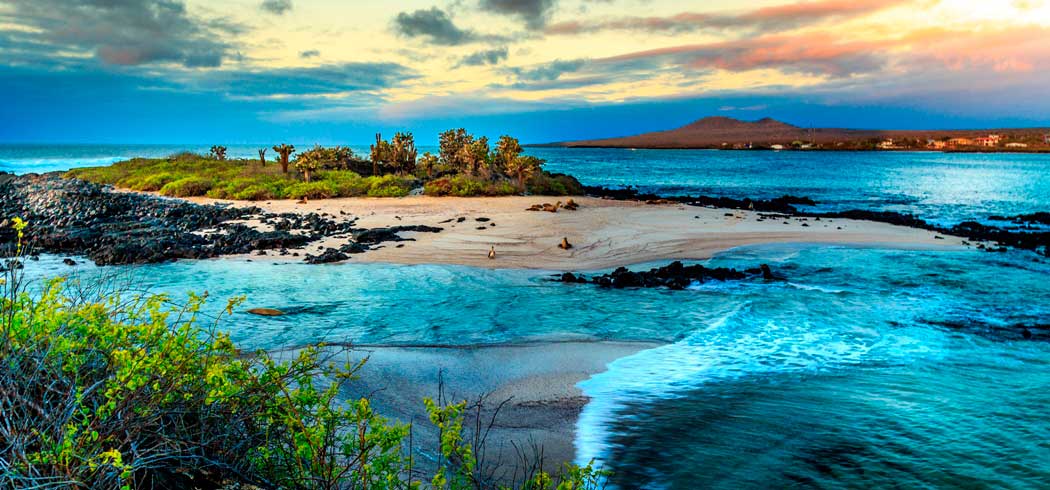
[543,116,1050,150]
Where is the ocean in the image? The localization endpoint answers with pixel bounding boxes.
[6,144,1050,488]
[3,144,1048,226]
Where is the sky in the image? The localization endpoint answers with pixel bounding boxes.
[1,0,1049,144]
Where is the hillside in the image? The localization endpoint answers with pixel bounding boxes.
[550,116,1050,150]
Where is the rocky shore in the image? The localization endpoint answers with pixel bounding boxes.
[0,172,441,265]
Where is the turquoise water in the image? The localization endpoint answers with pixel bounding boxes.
[7,144,1050,487]
[21,245,1050,488]
[531,148,1050,226]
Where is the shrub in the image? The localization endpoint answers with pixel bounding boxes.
[286,180,339,199]
[322,171,370,197]
[0,280,409,488]
[450,175,484,197]
[487,180,519,196]
[128,172,179,192]
[232,184,282,201]
[424,177,453,196]
[167,151,204,163]
[159,176,214,197]
[424,175,519,197]
[527,172,584,196]
[366,174,412,197]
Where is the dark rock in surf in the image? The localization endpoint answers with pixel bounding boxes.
[559,260,768,290]
[305,248,350,264]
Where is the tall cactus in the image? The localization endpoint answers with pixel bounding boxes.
[391,132,417,175]
[258,148,267,167]
[272,144,295,174]
[209,145,228,161]
[369,133,389,176]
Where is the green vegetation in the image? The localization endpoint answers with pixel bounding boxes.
[67,129,584,200]
[66,152,416,200]
[0,221,607,489]
[419,129,579,196]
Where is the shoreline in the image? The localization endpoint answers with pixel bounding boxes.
[327,340,660,476]
[188,194,969,270]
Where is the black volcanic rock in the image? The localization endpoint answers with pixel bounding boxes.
[352,225,443,244]
[584,185,815,214]
[0,173,445,265]
[305,248,350,264]
[559,260,776,290]
[988,212,1050,225]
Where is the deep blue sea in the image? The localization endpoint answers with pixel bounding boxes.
[6,144,1050,488]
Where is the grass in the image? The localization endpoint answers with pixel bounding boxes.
[66,154,416,200]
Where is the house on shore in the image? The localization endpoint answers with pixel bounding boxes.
[1005,142,1028,148]
[927,139,948,149]
[948,137,974,147]
[973,134,1002,147]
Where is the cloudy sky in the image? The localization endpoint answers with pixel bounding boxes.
[1,0,1049,144]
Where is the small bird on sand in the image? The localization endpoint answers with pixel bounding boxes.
[488,246,496,259]
[559,237,573,250]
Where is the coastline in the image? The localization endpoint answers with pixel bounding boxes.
[187,194,969,270]
[312,341,660,476]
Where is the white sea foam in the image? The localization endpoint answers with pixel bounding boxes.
[573,301,948,470]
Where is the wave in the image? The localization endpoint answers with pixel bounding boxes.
[573,301,948,469]
[0,156,128,173]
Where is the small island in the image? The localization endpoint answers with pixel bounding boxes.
[67,129,582,200]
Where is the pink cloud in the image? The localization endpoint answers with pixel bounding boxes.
[597,25,1050,78]
[545,0,911,35]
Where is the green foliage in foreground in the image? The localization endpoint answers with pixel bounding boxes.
[66,153,416,200]
[0,223,607,489]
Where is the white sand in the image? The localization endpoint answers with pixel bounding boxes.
[184,195,967,270]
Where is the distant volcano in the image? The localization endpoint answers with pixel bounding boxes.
[550,116,820,148]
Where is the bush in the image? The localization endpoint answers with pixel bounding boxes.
[0,280,409,489]
[424,176,519,197]
[323,171,370,197]
[128,172,180,192]
[232,184,282,201]
[425,175,484,197]
[366,174,413,197]
[424,177,454,196]
[487,180,520,196]
[527,172,584,196]
[286,180,339,199]
[159,176,214,197]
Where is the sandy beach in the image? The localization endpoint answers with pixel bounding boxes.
[186,195,967,270]
[282,341,657,479]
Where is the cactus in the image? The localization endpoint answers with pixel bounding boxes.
[272,144,296,173]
